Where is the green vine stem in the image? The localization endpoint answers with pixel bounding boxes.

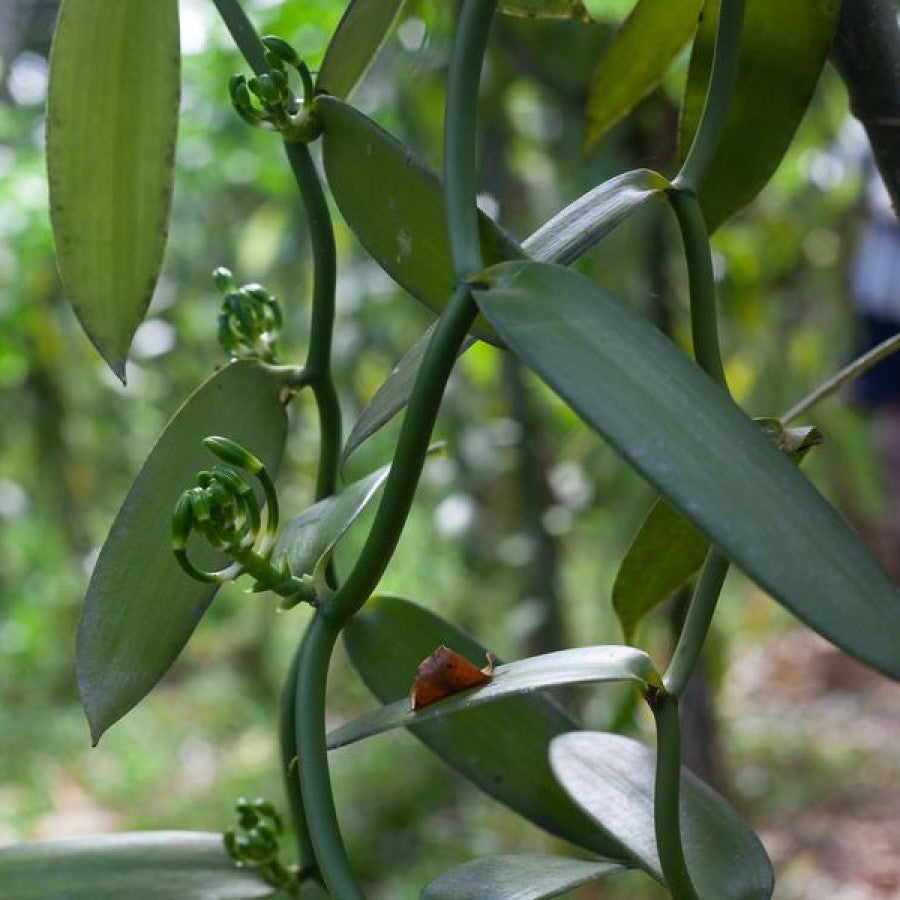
[295,614,363,899]
[293,3,498,893]
[780,332,900,425]
[211,0,269,77]
[667,189,727,388]
[652,3,747,895]
[278,643,320,883]
[676,0,746,192]
[650,691,700,900]
[283,141,341,504]
[210,0,342,881]
[663,550,729,696]
[325,0,497,626]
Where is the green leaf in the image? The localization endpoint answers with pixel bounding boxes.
[47,0,180,382]
[551,732,773,897]
[343,595,632,861]
[612,419,823,642]
[584,0,703,153]
[421,855,624,900]
[77,361,289,743]
[500,0,592,18]
[523,169,671,265]
[612,498,708,643]
[341,326,475,467]
[317,95,520,344]
[273,464,390,577]
[473,261,900,680]
[0,832,280,899]
[679,0,840,230]
[329,645,658,749]
[315,0,404,100]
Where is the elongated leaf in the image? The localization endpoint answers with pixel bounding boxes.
[317,95,520,344]
[273,464,389,577]
[343,595,633,861]
[584,0,702,152]
[551,732,773,897]
[315,0,404,100]
[47,0,180,382]
[341,327,475,467]
[679,0,839,230]
[0,832,280,899]
[329,645,657,748]
[77,361,289,743]
[612,421,822,642]
[613,498,708,643]
[523,169,671,265]
[473,261,900,680]
[421,854,623,900]
[500,0,592,18]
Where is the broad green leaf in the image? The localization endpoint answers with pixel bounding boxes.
[612,421,822,642]
[316,95,520,344]
[273,464,389,577]
[421,855,623,900]
[551,732,773,897]
[679,0,840,230]
[329,645,658,749]
[77,361,289,743]
[341,327,475,467]
[500,0,592,18]
[523,169,671,265]
[584,0,702,153]
[473,261,900,680]
[47,0,180,382]
[613,498,708,643]
[343,595,633,861]
[315,0,404,100]
[0,832,280,899]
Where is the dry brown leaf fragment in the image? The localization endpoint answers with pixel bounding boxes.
[409,645,496,710]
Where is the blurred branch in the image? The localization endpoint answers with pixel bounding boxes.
[831,0,900,214]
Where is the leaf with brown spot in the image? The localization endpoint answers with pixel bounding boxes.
[410,646,495,711]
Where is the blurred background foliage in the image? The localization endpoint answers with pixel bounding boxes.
[0,1,898,897]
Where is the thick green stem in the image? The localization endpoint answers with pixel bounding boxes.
[663,550,729,696]
[651,692,699,900]
[668,189,727,388]
[284,142,341,503]
[278,643,319,881]
[324,0,496,624]
[295,613,364,899]
[676,0,746,192]
[444,0,498,278]
[326,285,477,624]
[210,0,268,76]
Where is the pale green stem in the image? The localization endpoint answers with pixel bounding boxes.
[781,333,900,425]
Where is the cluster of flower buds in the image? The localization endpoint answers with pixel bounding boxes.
[172,437,316,606]
[223,797,292,888]
[212,267,282,363]
[229,35,322,143]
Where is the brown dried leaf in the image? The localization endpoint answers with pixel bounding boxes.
[409,645,495,711]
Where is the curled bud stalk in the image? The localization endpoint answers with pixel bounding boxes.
[228,36,322,143]
[172,437,317,607]
[213,268,283,363]
[224,797,293,888]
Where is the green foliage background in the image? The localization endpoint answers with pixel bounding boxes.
[0,1,893,896]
